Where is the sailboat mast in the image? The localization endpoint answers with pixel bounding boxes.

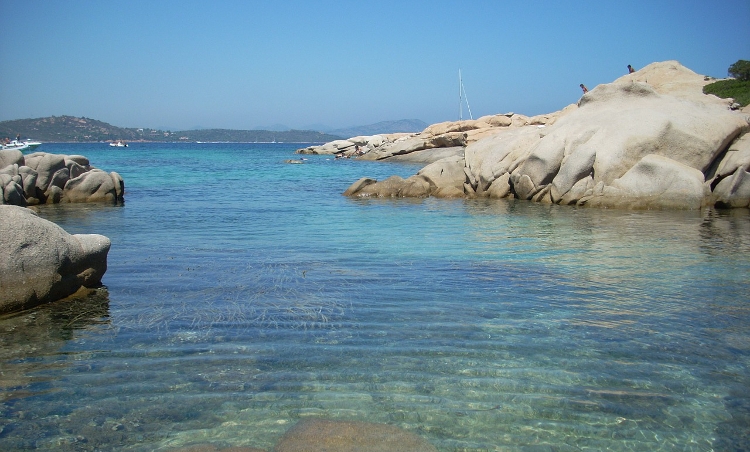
[459,69,463,121]
[459,69,473,121]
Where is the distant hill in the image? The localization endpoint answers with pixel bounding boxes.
[0,116,342,143]
[328,119,428,139]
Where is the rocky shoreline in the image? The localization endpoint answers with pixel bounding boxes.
[0,151,122,314]
[300,61,750,210]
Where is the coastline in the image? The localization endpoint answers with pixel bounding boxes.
[302,61,750,210]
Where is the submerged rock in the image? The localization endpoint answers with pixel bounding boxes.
[273,418,438,452]
[166,444,265,452]
[0,205,111,314]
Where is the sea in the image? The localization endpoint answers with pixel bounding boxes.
[1,142,749,451]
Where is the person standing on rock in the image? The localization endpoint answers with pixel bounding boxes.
[580,84,589,93]
[628,64,635,73]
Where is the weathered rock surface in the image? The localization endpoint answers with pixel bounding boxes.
[341,61,750,209]
[0,150,124,206]
[0,205,111,314]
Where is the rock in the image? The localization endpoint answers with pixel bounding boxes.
[713,167,750,208]
[382,136,430,156]
[481,114,512,127]
[1,174,26,207]
[46,185,63,203]
[486,172,512,198]
[343,178,377,196]
[34,153,66,193]
[506,66,748,208]
[343,156,468,198]
[166,444,265,452]
[18,166,39,200]
[0,149,24,168]
[417,155,466,197]
[347,175,412,197]
[63,169,119,203]
[428,132,467,148]
[385,146,464,164]
[67,160,88,178]
[465,127,541,194]
[22,152,44,171]
[65,155,90,166]
[712,133,750,180]
[397,175,433,197]
[273,418,438,452]
[110,171,125,200]
[0,205,111,314]
[559,175,594,205]
[612,60,729,105]
[49,167,71,190]
[581,154,708,209]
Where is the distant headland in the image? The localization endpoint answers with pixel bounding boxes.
[0,116,427,144]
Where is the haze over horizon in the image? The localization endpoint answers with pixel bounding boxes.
[1,0,748,131]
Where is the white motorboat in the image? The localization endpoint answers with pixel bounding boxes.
[1,140,29,151]
[24,140,42,150]
[109,140,128,147]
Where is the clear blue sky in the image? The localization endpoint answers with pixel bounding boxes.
[1,0,748,131]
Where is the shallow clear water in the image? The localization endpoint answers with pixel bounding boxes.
[1,143,749,451]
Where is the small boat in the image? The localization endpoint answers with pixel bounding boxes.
[1,140,29,151]
[24,140,42,150]
[110,140,128,147]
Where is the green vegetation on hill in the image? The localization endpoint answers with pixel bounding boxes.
[0,116,343,143]
[703,79,750,107]
[702,59,750,108]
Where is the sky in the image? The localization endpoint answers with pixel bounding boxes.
[1,0,749,131]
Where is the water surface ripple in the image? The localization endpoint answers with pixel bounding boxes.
[1,143,748,451]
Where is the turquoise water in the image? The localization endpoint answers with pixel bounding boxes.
[1,143,749,451]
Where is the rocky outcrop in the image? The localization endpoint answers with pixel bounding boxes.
[0,151,124,206]
[296,108,568,164]
[342,61,750,209]
[0,205,111,314]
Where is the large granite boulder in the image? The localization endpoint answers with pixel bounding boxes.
[0,149,24,168]
[0,205,111,314]
[0,172,26,206]
[63,169,122,203]
[0,151,123,206]
[343,61,750,209]
[464,126,543,196]
[506,78,746,206]
[343,155,468,199]
[581,154,709,209]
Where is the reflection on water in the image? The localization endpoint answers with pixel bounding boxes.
[1,144,748,451]
[0,288,111,399]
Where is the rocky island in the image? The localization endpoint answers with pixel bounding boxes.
[299,61,750,210]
